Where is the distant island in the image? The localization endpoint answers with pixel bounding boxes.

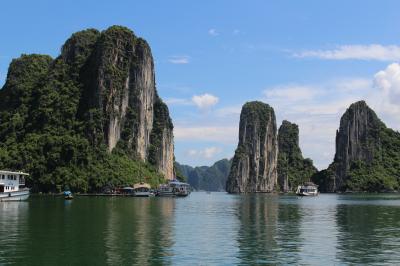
[226,100,400,193]
[0,26,175,192]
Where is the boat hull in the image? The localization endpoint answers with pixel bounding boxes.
[296,192,319,196]
[133,192,151,197]
[157,191,175,197]
[0,189,30,202]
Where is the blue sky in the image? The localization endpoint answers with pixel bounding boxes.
[1,0,400,168]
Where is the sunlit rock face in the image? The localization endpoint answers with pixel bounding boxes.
[65,26,175,180]
[226,101,278,193]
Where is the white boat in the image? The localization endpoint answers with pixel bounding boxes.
[157,180,191,197]
[0,171,30,202]
[133,182,151,197]
[296,182,319,196]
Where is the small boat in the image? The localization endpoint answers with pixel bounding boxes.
[157,180,191,197]
[64,191,73,200]
[120,186,135,195]
[0,171,30,202]
[133,182,151,197]
[296,182,319,196]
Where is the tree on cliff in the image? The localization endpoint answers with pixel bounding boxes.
[0,26,175,192]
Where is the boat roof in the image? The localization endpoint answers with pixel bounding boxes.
[169,180,189,185]
[133,183,151,189]
[0,170,29,176]
[303,181,317,186]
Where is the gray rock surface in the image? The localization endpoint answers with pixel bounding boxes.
[226,101,278,193]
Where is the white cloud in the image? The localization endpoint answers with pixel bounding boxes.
[371,63,400,124]
[174,126,237,143]
[374,63,400,106]
[294,45,400,61]
[168,55,190,64]
[165,93,220,111]
[233,29,240,35]
[208,28,219,36]
[164,98,192,105]
[192,93,219,110]
[264,85,320,102]
[186,147,222,159]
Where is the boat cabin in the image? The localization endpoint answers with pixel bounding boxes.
[296,182,319,196]
[133,183,151,193]
[0,171,29,193]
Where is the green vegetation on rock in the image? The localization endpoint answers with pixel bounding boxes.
[312,101,400,192]
[277,120,317,192]
[0,26,172,192]
[176,159,231,191]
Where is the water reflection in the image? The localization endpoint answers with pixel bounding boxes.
[0,202,29,265]
[104,197,175,265]
[2,194,400,264]
[336,196,400,265]
[236,194,303,264]
[276,197,302,264]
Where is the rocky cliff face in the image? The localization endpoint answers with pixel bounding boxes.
[332,101,379,190]
[313,100,400,192]
[0,26,175,187]
[277,120,316,192]
[226,101,278,193]
[70,26,174,180]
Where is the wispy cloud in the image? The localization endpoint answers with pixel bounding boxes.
[264,85,320,102]
[186,147,222,159]
[174,126,237,143]
[168,55,190,64]
[293,44,400,61]
[164,98,192,105]
[165,93,219,111]
[208,28,219,36]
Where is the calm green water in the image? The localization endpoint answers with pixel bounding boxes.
[1,193,400,265]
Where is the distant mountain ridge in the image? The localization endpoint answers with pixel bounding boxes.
[175,159,231,191]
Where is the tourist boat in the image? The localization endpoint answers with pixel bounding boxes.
[296,182,319,196]
[64,191,73,200]
[0,170,30,202]
[157,180,191,197]
[133,182,151,197]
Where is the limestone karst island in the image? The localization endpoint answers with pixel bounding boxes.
[2,1,400,265]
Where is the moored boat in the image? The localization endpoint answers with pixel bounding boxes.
[296,182,319,196]
[0,171,30,202]
[64,191,74,200]
[157,180,191,197]
[133,182,151,197]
